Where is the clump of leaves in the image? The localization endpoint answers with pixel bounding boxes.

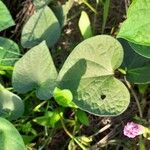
[13,35,130,116]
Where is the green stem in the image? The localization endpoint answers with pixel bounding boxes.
[82,0,98,14]
[101,0,110,33]
[93,0,99,34]
[23,91,35,102]
[124,77,143,118]
[60,115,87,150]
[39,129,55,150]
[139,135,146,150]
[0,65,14,71]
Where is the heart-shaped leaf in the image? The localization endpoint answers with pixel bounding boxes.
[0,117,26,150]
[0,1,15,31]
[120,39,150,84]
[118,0,150,46]
[12,41,58,100]
[57,35,130,116]
[129,42,150,58]
[21,6,61,48]
[0,37,20,66]
[0,84,24,120]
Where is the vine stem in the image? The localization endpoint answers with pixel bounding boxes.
[59,115,87,150]
[124,77,143,118]
[93,0,99,34]
[82,0,98,14]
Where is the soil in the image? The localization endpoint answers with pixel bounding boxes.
[1,0,150,149]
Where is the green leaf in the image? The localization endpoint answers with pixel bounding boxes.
[78,11,93,39]
[118,0,150,46]
[0,117,26,150]
[58,35,130,116]
[33,0,52,9]
[0,84,24,120]
[51,0,74,27]
[53,87,73,107]
[0,1,15,31]
[61,0,74,26]
[21,122,36,135]
[120,39,150,84]
[33,110,62,127]
[22,135,35,145]
[138,84,148,94]
[0,37,20,66]
[12,41,58,100]
[77,136,92,146]
[76,110,89,126]
[21,6,61,48]
[129,42,150,58]
[0,70,5,75]
[68,140,76,150]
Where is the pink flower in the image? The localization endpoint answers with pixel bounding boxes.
[123,122,144,138]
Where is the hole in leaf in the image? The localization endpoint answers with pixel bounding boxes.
[101,95,106,100]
